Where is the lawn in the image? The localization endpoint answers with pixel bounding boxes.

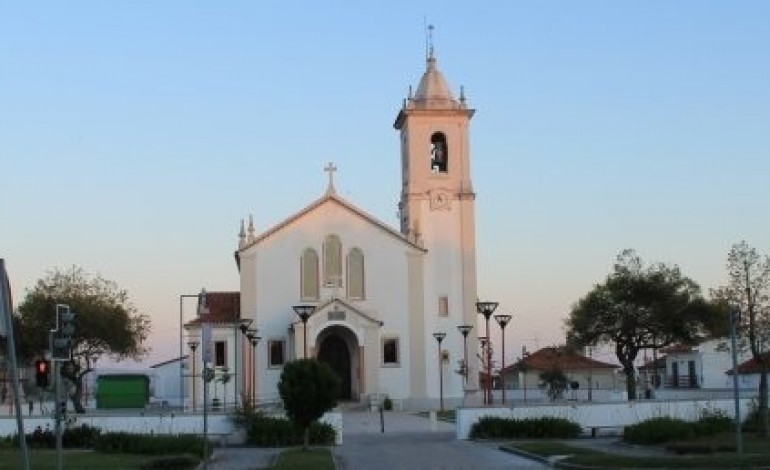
[272,448,335,470]
[506,434,770,469]
[0,449,169,470]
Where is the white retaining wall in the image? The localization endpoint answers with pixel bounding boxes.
[456,398,755,440]
[0,411,344,445]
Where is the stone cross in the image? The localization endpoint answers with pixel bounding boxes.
[324,162,337,193]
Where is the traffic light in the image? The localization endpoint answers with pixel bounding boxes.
[52,304,76,360]
[35,360,50,388]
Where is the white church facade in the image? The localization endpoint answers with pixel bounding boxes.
[188,50,484,411]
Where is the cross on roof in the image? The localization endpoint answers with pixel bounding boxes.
[325,162,337,194]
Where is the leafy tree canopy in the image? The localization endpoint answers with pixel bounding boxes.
[17,266,151,412]
[278,359,340,449]
[565,249,713,399]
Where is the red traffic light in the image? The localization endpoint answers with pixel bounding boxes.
[36,360,48,374]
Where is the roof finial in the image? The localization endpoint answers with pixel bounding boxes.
[324,161,338,194]
[427,24,435,60]
[238,219,246,248]
[247,214,255,241]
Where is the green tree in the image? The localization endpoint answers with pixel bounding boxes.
[17,266,150,413]
[538,367,568,401]
[278,359,340,450]
[713,241,770,437]
[565,250,712,400]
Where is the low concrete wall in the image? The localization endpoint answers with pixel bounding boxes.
[0,410,344,445]
[456,397,755,440]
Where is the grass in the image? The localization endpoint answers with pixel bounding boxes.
[506,433,770,469]
[272,447,335,470]
[0,449,168,469]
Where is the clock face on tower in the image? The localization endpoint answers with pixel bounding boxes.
[430,190,451,211]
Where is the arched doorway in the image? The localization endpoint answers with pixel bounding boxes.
[318,334,352,400]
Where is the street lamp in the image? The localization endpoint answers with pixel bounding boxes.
[494,313,512,404]
[187,339,199,412]
[293,305,315,359]
[248,333,261,404]
[457,325,473,385]
[433,332,446,412]
[476,301,498,404]
[478,336,489,403]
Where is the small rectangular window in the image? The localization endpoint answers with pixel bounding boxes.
[269,339,285,367]
[214,341,226,367]
[438,296,449,317]
[382,338,399,366]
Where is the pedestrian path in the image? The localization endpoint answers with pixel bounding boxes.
[207,411,547,470]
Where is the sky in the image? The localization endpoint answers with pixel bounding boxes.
[2,1,769,368]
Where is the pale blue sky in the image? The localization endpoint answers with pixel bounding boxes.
[2,1,769,366]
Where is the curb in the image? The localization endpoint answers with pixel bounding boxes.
[498,445,599,470]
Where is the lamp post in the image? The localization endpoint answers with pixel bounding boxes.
[179,290,207,411]
[478,336,489,403]
[457,325,473,385]
[494,314,512,404]
[249,333,261,404]
[293,305,315,359]
[433,332,446,411]
[476,301,498,405]
[187,340,199,412]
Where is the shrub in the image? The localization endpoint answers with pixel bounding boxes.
[12,424,100,449]
[243,414,336,447]
[694,411,734,437]
[623,417,695,444]
[94,433,206,458]
[469,416,581,439]
[383,396,393,411]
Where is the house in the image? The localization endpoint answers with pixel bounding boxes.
[501,346,620,401]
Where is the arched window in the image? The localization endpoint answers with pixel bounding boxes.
[300,248,319,300]
[323,234,342,286]
[430,132,448,173]
[346,248,365,299]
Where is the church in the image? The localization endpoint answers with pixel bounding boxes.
[188,48,484,411]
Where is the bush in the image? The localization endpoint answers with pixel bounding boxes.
[12,424,100,449]
[383,396,393,411]
[244,414,336,447]
[623,417,695,444]
[694,411,734,437]
[94,433,206,458]
[469,416,581,439]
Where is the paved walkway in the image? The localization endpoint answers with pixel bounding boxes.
[208,411,547,469]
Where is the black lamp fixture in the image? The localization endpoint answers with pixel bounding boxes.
[476,301,498,404]
[433,332,447,412]
[457,325,473,384]
[292,305,316,359]
[494,313,512,404]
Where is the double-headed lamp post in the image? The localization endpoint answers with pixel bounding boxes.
[187,339,199,412]
[293,305,315,359]
[457,325,473,385]
[433,332,446,412]
[494,313,512,404]
[476,301,498,405]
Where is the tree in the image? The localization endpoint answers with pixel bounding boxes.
[17,266,150,413]
[539,367,568,401]
[565,250,712,400]
[713,241,770,437]
[278,359,340,450]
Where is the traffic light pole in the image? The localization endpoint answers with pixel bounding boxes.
[54,359,63,470]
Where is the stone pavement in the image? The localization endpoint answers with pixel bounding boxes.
[207,411,547,469]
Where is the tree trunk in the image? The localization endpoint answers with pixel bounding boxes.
[623,364,637,400]
[70,377,86,413]
[759,362,768,438]
[303,426,309,450]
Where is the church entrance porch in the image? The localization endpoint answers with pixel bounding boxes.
[316,325,360,401]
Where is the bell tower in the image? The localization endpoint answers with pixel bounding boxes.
[394,45,480,402]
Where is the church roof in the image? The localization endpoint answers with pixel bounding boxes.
[413,56,456,106]
[237,191,426,255]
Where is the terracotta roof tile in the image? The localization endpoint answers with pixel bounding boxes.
[727,351,770,375]
[504,346,618,373]
[184,292,240,327]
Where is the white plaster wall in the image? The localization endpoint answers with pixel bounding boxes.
[243,200,418,402]
[456,398,756,440]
